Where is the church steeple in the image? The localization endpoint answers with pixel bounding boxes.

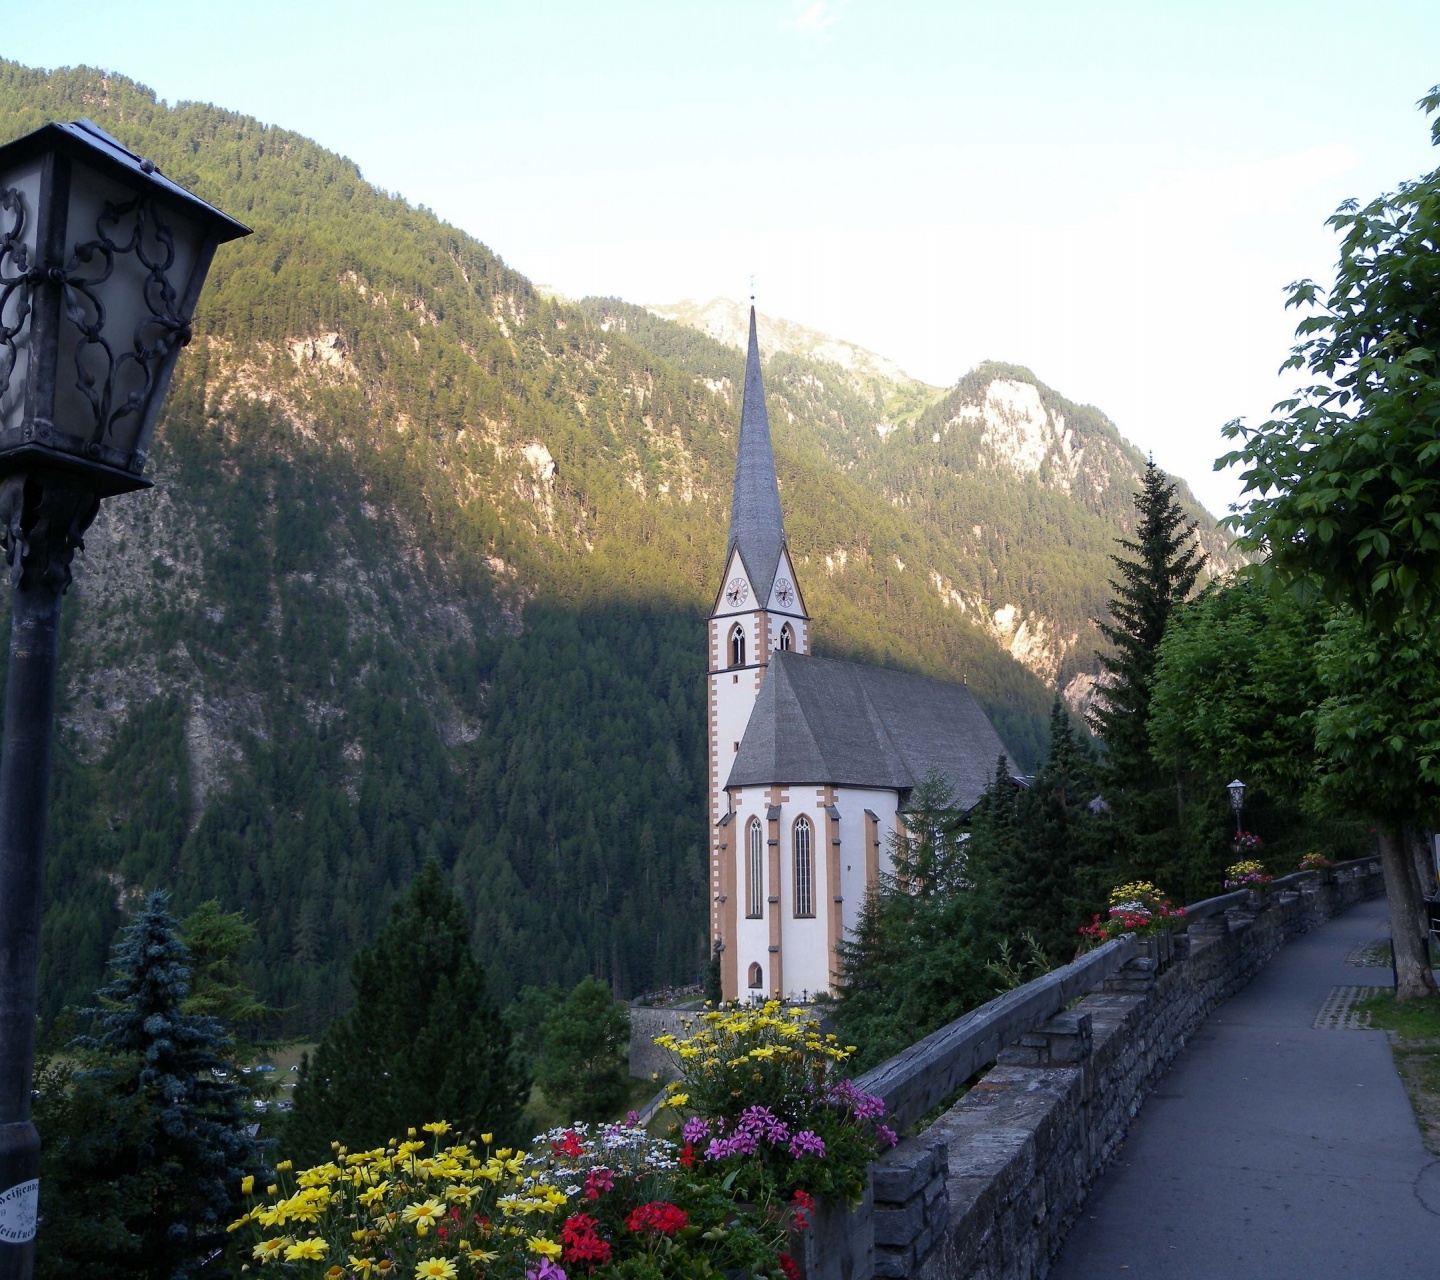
[727,307,787,602]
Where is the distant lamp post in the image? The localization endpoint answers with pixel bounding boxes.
[0,119,247,1275]
[1227,778,1247,836]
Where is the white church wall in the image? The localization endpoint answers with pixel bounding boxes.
[725,784,904,1001]
[728,785,773,997]
[834,787,901,938]
[778,787,834,1000]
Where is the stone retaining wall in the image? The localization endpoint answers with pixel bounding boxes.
[627,1006,689,1083]
[870,863,1384,1279]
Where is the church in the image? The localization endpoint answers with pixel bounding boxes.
[708,309,1014,1002]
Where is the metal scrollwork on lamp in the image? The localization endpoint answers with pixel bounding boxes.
[0,118,248,1278]
[1227,778,1246,836]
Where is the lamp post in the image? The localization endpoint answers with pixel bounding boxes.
[1227,778,1246,837]
[0,119,247,1276]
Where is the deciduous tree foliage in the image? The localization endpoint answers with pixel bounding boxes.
[285,861,527,1161]
[1221,87,1440,628]
[1147,576,1373,897]
[1219,86,1440,998]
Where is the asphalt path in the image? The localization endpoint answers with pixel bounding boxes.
[1048,895,1439,1280]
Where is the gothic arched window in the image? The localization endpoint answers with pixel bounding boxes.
[779,623,794,651]
[730,624,746,668]
[793,815,814,918]
[747,818,764,918]
[748,962,763,989]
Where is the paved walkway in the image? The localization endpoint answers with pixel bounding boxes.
[1049,896,1439,1280]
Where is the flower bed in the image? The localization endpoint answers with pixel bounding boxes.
[227,1118,796,1277]
[656,1001,896,1208]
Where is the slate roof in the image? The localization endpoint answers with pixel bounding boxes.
[726,650,1011,810]
[727,307,787,602]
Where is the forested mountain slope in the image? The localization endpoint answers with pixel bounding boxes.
[0,62,1226,1035]
[599,299,1236,705]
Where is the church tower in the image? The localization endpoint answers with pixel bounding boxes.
[708,307,809,998]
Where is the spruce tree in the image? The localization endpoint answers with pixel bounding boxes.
[285,861,527,1161]
[968,703,1101,962]
[1090,461,1205,875]
[35,891,263,1280]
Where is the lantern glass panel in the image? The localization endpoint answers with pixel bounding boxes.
[53,163,203,461]
[0,156,43,441]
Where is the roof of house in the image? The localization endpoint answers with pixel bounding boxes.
[726,306,787,602]
[726,650,1011,808]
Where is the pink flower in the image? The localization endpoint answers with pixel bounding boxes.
[788,1129,825,1159]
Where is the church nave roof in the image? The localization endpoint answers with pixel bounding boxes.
[726,650,1011,809]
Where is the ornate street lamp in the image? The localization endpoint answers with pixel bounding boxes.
[1227,778,1246,836]
[0,119,247,1274]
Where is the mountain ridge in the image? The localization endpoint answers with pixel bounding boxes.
[0,61,1229,1034]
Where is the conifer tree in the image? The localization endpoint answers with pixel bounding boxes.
[536,975,630,1122]
[1090,461,1205,874]
[179,899,278,1074]
[35,891,264,1280]
[285,861,527,1161]
[969,703,1101,962]
[830,773,992,1070]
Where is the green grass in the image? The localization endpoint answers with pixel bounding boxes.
[1352,990,1440,1039]
[521,1076,665,1138]
[1353,990,1440,1155]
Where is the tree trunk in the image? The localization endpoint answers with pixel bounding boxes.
[1406,827,1438,903]
[1377,825,1438,1001]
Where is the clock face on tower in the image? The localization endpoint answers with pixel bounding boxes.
[774,578,795,608]
[725,578,749,607]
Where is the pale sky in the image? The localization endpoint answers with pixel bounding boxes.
[7,1,1439,516]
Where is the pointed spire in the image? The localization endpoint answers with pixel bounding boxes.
[728,306,787,600]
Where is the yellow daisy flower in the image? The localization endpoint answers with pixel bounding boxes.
[401,1199,446,1233]
[253,1237,289,1263]
[415,1260,458,1279]
[283,1238,329,1260]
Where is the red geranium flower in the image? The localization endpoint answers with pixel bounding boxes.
[778,1252,801,1280]
[552,1129,584,1159]
[561,1211,613,1266]
[679,1142,696,1168]
[790,1189,815,1231]
[625,1200,689,1236]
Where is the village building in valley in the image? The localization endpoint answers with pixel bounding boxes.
[708,308,1014,1001]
